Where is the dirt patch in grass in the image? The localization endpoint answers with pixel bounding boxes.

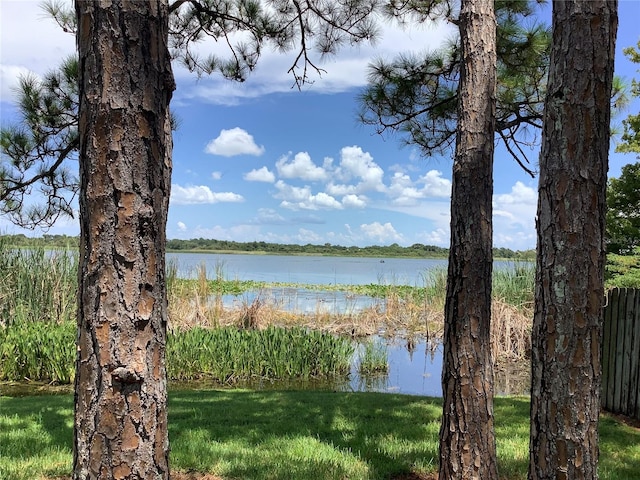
[390,473,438,480]
[172,472,225,480]
[603,411,640,431]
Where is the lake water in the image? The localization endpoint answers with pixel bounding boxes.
[166,253,532,397]
[167,252,447,285]
[167,252,523,286]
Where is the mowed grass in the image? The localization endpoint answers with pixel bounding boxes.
[1,391,638,480]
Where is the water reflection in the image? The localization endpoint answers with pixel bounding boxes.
[1,339,530,398]
[220,287,382,314]
[174,337,530,398]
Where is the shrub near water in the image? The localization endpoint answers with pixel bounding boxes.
[0,241,77,326]
[167,326,354,382]
[0,323,354,384]
[0,321,76,383]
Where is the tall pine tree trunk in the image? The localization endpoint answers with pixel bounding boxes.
[439,0,497,478]
[529,1,617,479]
[73,1,175,478]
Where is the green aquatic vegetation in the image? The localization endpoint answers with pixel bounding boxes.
[167,326,354,382]
[492,262,535,310]
[0,323,354,384]
[0,322,76,384]
[357,338,389,375]
[0,241,77,326]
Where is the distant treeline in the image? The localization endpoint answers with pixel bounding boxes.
[0,234,536,260]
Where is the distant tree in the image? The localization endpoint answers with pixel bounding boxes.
[438,0,498,477]
[529,1,617,479]
[606,161,640,255]
[616,39,640,155]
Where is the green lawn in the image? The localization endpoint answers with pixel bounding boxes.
[1,390,638,480]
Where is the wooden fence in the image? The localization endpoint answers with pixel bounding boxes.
[602,288,640,420]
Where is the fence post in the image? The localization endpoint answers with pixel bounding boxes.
[602,287,640,421]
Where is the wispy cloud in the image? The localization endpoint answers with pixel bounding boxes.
[171,184,244,205]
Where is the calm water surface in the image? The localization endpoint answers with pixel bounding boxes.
[174,338,529,397]
[167,252,447,285]
[1,338,529,397]
[168,252,523,286]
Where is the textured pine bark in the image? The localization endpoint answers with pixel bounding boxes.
[73,1,175,478]
[439,0,497,478]
[529,1,617,479]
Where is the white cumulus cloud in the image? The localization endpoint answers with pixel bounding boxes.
[342,194,367,208]
[0,64,33,101]
[419,170,452,198]
[360,222,404,244]
[177,221,187,231]
[494,181,537,205]
[274,180,312,202]
[204,127,265,157]
[244,166,275,183]
[170,184,244,205]
[276,152,327,181]
[337,146,385,192]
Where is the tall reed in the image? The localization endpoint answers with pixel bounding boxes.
[0,240,77,326]
[357,338,389,375]
[0,322,354,384]
[492,262,535,311]
[167,326,354,382]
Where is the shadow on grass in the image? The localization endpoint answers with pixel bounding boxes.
[168,389,442,479]
[1,391,638,480]
[0,394,74,459]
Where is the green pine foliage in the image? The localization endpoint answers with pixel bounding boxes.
[606,162,640,255]
[359,0,550,176]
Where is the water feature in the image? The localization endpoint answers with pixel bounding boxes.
[1,337,530,398]
[167,252,447,285]
[172,337,530,398]
[220,287,383,314]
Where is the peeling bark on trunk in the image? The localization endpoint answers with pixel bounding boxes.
[73,1,175,478]
[439,0,497,478]
[529,1,617,479]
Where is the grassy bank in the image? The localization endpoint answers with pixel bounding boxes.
[0,323,359,384]
[1,390,638,480]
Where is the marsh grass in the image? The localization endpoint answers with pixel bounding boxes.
[0,322,76,383]
[0,323,354,384]
[1,247,534,364]
[166,326,354,382]
[0,240,77,327]
[1,391,638,480]
[357,338,389,375]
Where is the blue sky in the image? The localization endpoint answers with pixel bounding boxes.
[1,1,639,250]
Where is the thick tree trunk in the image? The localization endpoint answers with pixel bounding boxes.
[73,1,175,478]
[439,0,497,478]
[529,1,617,479]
